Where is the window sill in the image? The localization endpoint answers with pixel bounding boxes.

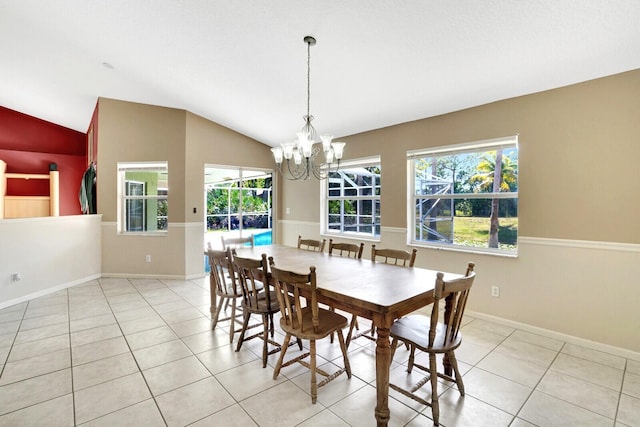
[410,241,519,258]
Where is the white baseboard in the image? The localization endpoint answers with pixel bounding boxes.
[467,310,640,361]
[0,274,102,310]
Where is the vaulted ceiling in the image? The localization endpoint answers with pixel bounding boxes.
[2,1,639,146]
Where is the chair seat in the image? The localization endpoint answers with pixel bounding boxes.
[245,291,280,314]
[280,307,348,340]
[390,315,462,353]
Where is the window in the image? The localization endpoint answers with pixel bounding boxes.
[204,166,273,249]
[321,156,381,239]
[117,162,168,234]
[408,136,518,254]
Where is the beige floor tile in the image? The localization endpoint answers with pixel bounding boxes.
[0,393,73,427]
[133,339,192,370]
[464,319,515,337]
[72,352,139,390]
[551,353,624,391]
[507,329,565,351]
[156,376,235,426]
[617,393,640,426]
[24,301,67,317]
[71,336,130,365]
[118,314,167,335]
[181,328,230,354]
[124,325,178,351]
[74,372,151,424]
[69,304,113,322]
[537,370,619,418]
[216,359,287,401]
[108,298,150,313]
[151,299,192,314]
[562,343,627,370]
[196,342,259,374]
[436,388,514,427]
[0,321,19,336]
[330,384,419,427]
[19,313,69,331]
[462,367,532,415]
[169,317,212,337]
[112,306,158,323]
[453,339,495,365]
[143,355,211,396]
[241,381,325,427]
[14,323,69,344]
[106,292,146,305]
[70,324,122,347]
[189,404,259,427]
[476,350,547,388]
[623,371,640,399]
[493,337,559,368]
[627,359,640,375]
[0,369,72,415]
[79,399,165,427]
[509,418,537,427]
[160,307,206,324]
[289,360,367,406]
[297,409,350,426]
[0,348,70,385]
[519,391,612,426]
[69,313,116,333]
[7,334,69,362]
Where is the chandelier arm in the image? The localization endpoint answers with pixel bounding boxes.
[273,35,344,181]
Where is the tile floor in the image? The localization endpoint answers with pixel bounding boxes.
[0,277,639,426]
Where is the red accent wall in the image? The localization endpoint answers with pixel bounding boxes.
[0,106,88,215]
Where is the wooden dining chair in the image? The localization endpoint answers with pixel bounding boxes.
[345,245,418,348]
[388,262,476,427]
[371,244,417,267]
[232,252,286,367]
[328,239,364,259]
[221,234,254,250]
[327,239,364,342]
[206,248,244,343]
[297,235,326,252]
[269,257,352,404]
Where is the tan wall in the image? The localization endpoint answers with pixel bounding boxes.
[324,70,640,243]
[279,69,640,353]
[98,99,272,278]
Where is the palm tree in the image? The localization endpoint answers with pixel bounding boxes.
[469,150,518,248]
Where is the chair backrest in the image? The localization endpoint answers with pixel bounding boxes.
[371,245,417,267]
[207,248,240,297]
[429,262,476,347]
[297,235,326,252]
[269,257,319,334]
[221,235,255,250]
[328,239,364,259]
[233,252,271,310]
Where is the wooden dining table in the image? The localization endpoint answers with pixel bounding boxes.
[231,244,464,426]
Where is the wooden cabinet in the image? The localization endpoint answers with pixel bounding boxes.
[0,160,59,219]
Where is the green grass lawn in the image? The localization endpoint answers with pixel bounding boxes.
[451,216,518,250]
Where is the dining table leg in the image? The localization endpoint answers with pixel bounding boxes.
[374,317,392,426]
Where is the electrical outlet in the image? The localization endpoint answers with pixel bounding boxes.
[11,273,21,282]
[145,255,151,263]
[491,285,500,297]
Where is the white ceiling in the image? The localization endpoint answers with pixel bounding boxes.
[1,1,640,147]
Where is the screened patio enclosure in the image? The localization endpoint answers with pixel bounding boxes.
[204,166,273,252]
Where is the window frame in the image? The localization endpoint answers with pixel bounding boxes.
[117,161,168,235]
[320,156,381,241]
[407,136,518,256]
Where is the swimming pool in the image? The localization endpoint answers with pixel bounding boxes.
[204,230,272,272]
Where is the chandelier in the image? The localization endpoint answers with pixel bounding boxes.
[271,36,345,180]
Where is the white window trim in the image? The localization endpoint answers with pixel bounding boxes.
[117,161,168,235]
[320,155,381,241]
[407,136,518,256]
